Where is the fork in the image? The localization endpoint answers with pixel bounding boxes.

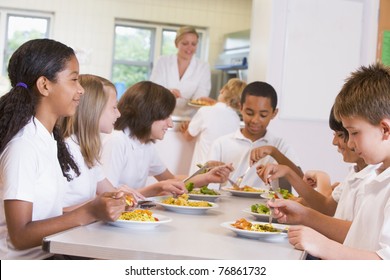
[234,166,251,188]
[227,178,240,189]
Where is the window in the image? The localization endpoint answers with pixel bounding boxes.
[0,11,52,76]
[111,21,207,97]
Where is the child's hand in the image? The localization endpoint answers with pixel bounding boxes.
[205,163,234,183]
[250,146,275,166]
[91,191,127,222]
[256,163,290,184]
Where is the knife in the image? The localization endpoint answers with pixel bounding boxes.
[183,164,208,183]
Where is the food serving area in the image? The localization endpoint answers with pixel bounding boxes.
[42,191,306,260]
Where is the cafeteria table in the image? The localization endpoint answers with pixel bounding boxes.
[42,191,307,260]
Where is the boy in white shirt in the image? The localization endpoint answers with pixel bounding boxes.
[208,81,302,190]
[269,63,390,259]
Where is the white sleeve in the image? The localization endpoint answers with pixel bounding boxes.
[208,138,223,162]
[147,145,167,176]
[101,134,126,187]
[150,56,167,87]
[187,109,205,137]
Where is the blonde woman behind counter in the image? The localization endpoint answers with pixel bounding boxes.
[150,26,211,117]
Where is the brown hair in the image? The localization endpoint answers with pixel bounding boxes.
[333,63,390,125]
[175,26,199,46]
[115,81,176,143]
[220,78,247,110]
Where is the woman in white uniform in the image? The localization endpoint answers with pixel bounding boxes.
[150,26,211,117]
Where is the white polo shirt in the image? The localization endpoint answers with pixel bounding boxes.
[333,164,379,221]
[187,102,241,174]
[101,129,167,189]
[208,129,300,189]
[62,135,105,207]
[0,118,66,259]
[343,165,390,259]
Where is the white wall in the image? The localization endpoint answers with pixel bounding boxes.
[0,0,252,80]
[249,0,379,181]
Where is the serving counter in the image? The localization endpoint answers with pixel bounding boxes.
[42,192,306,260]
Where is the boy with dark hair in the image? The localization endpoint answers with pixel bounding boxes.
[208,81,302,190]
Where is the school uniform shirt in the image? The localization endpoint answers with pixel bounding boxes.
[208,129,300,189]
[187,102,241,174]
[101,129,167,189]
[62,135,105,207]
[332,164,379,221]
[343,165,390,259]
[0,118,66,259]
[150,54,211,116]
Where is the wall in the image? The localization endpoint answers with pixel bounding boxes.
[249,0,379,181]
[0,0,252,86]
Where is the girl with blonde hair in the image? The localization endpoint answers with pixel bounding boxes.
[59,74,143,210]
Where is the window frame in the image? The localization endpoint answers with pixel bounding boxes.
[0,9,53,76]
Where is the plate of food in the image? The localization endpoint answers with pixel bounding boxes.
[260,189,296,200]
[187,99,214,108]
[156,194,218,214]
[188,186,222,202]
[242,203,273,221]
[221,185,267,198]
[108,209,172,230]
[221,218,288,239]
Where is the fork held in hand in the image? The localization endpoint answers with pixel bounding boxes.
[235,166,251,188]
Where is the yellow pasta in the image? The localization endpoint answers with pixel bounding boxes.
[162,194,211,207]
[118,209,157,222]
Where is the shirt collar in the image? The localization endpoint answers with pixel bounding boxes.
[233,129,271,144]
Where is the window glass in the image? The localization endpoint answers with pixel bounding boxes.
[114,26,152,61]
[161,29,176,55]
[3,15,49,75]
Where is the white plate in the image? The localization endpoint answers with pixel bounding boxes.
[221,187,266,198]
[260,192,285,199]
[221,221,287,239]
[156,200,218,214]
[108,214,172,230]
[188,193,222,202]
[242,208,270,220]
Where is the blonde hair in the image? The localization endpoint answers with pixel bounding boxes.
[175,26,199,46]
[221,78,247,110]
[59,74,116,168]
